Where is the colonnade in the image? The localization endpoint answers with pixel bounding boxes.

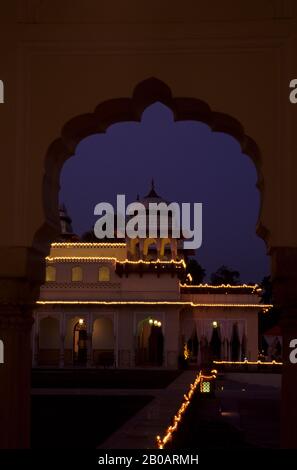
[182,318,250,362]
[32,311,117,368]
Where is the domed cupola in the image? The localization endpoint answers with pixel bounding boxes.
[139,179,167,207]
[127,180,179,261]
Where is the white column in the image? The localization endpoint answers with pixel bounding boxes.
[114,311,118,368]
[59,313,65,368]
[219,320,227,360]
[139,239,144,259]
[243,319,248,359]
[226,321,234,361]
[87,312,93,367]
[162,311,166,368]
[171,239,177,259]
[156,239,161,259]
[237,320,245,361]
[132,311,137,367]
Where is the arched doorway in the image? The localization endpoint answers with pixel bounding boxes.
[73,319,87,365]
[136,317,164,366]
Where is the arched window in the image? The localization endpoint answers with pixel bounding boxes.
[160,238,171,258]
[72,266,82,282]
[99,266,110,282]
[46,266,56,282]
[143,238,157,256]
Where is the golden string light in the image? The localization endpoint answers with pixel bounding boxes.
[116,259,186,268]
[156,371,217,449]
[36,300,273,309]
[213,360,283,365]
[46,256,117,263]
[46,256,186,268]
[180,283,261,292]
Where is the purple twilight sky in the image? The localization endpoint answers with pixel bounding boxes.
[59,102,269,283]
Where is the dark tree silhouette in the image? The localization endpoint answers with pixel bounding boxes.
[185,258,206,284]
[258,275,281,334]
[210,265,240,285]
[259,275,273,304]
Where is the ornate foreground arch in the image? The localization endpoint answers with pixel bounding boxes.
[34,77,268,257]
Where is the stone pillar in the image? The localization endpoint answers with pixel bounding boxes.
[32,314,39,367]
[156,239,161,259]
[59,313,65,368]
[139,239,144,259]
[59,335,65,368]
[86,334,92,367]
[171,239,177,259]
[238,321,245,361]
[0,304,33,448]
[131,334,136,367]
[114,312,118,368]
[86,313,93,367]
[271,247,297,448]
[226,321,233,361]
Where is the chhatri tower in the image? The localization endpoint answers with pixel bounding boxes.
[34,183,266,369]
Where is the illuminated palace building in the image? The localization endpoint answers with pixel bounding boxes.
[33,186,269,369]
